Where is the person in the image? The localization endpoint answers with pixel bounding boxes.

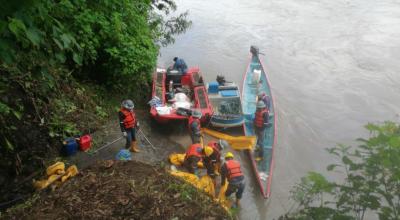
[183,143,203,174]
[188,110,202,144]
[203,139,229,177]
[173,57,188,75]
[254,101,269,160]
[221,152,245,207]
[119,99,140,153]
[258,92,271,110]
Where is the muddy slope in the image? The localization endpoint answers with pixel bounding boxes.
[3,160,229,220]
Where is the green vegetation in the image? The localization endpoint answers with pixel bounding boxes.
[281,122,400,220]
[0,0,191,202]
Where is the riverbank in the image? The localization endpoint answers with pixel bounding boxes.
[1,110,232,219]
[2,160,229,219]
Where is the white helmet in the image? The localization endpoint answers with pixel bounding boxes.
[122,99,134,110]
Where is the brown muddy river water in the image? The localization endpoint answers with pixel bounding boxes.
[157,0,400,219]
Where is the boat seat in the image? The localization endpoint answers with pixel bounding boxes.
[220,90,238,97]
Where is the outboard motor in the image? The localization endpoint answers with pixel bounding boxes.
[250,45,259,56]
[216,75,226,86]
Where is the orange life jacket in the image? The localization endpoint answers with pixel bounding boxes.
[185,143,203,159]
[254,109,268,128]
[188,116,201,133]
[225,159,243,180]
[120,108,136,129]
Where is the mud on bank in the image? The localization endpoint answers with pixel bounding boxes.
[2,160,229,220]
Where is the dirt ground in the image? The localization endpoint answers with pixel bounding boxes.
[1,110,232,219]
[2,160,229,220]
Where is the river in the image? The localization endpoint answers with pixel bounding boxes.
[157,0,400,219]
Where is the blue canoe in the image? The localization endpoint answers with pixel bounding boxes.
[242,46,276,198]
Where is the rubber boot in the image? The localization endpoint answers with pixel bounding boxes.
[130,141,140,153]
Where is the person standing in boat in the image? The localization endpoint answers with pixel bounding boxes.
[188,110,202,144]
[172,57,188,75]
[119,99,140,153]
[221,152,245,207]
[254,101,269,160]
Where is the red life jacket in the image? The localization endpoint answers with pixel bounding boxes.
[225,159,243,180]
[120,108,136,129]
[185,143,203,160]
[188,116,201,133]
[254,109,268,128]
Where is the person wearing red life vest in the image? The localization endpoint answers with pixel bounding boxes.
[221,152,245,207]
[183,143,203,174]
[203,140,229,177]
[188,110,202,144]
[253,100,269,160]
[118,99,140,153]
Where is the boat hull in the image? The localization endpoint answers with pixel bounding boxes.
[150,67,213,124]
[241,47,276,199]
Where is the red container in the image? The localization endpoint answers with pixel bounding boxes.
[79,134,92,151]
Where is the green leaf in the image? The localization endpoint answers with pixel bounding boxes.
[13,110,22,120]
[5,138,14,151]
[26,27,42,46]
[0,102,11,114]
[327,164,338,171]
[72,52,82,65]
[55,52,66,63]
[53,38,63,50]
[60,33,72,48]
[342,156,352,165]
[8,18,27,39]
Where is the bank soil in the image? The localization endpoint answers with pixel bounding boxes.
[3,160,229,220]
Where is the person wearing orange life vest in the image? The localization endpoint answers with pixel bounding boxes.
[118,100,140,152]
[203,140,229,178]
[221,152,245,207]
[188,110,202,144]
[253,100,269,160]
[183,143,203,174]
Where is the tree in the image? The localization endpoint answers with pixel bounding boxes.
[281,122,400,220]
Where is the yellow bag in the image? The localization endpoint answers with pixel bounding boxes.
[46,162,65,176]
[169,153,204,168]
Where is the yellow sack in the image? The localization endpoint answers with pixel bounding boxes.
[168,153,204,168]
[217,181,231,211]
[202,128,256,150]
[170,170,199,184]
[197,175,215,197]
[61,165,79,183]
[33,174,62,190]
[170,170,215,198]
[46,162,65,176]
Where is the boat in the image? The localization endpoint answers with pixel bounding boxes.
[241,46,277,198]
[149,67,213,124]
[207,76,244,128]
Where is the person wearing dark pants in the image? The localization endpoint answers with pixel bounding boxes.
[221,152,245,207]
[188,110,202,144]
[119,99,140,153]
[254,101,269,160]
